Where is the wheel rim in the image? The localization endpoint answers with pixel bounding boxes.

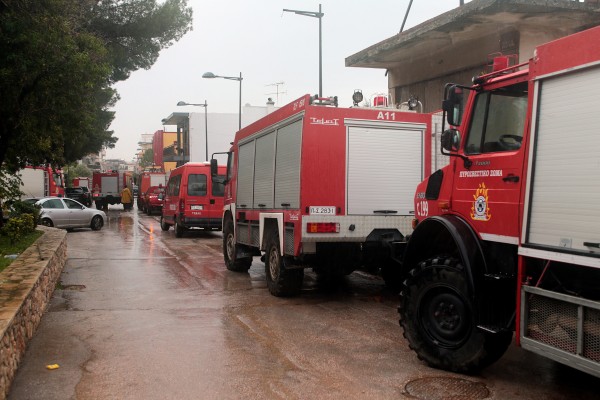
[92,216,102,229]
[42,219,52,227]
[269,247,280,280]
[419,287,470,348]
[226,233,235,261]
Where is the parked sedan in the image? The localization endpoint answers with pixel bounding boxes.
[36,197,106,231]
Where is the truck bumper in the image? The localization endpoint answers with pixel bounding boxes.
[180,216,222,230]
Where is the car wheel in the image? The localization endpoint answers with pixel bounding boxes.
[399,256,512,373]
[41,218,53,227]
[264,231,303,297]
[175,218,186,238]
[90,215,103,231]
[160,216,170,231]
[223,217,252,272]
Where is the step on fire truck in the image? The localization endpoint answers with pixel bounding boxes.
[213,94,445,297]
[398,25,600,377]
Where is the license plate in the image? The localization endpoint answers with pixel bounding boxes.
[191,205,203,210]
[309,206,336,215]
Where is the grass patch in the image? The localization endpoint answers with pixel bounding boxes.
[0,229,44,273]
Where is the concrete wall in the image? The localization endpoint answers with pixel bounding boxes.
[0,227,67,400]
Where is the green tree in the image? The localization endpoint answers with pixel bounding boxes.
[64,162,92,186]
[0,0,193,172]
[139,149,155,169]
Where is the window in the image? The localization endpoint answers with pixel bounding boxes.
[465,83,528,155]
[65,198,82,209]
[212,175,226,196]
[187,174,207,196]
[167,175,181,196]
[43,199,64,209]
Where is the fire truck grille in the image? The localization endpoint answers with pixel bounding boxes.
[522,286,600,367]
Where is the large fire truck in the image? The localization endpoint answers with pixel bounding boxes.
[18,165,65,198]
[214,94,443,296]
[398,26,600,377]
[92,170,132,209]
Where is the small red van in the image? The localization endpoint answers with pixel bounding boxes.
[160,162,226,237]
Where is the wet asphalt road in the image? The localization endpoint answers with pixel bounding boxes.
[7,205,600,399]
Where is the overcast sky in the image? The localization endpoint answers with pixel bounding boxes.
[106,0,471,161]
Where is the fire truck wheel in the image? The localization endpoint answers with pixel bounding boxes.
[265,232,303,297]
[41,218,54,227]
[160,216,170,231]
[223,218,251,272]
[175,219,186,238]
[399,256,511,373]
[90,215,103,231]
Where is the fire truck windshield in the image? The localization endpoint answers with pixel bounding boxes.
[465,83,528,155]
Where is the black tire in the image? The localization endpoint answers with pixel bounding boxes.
[41,218,53,227]
[223,217,252,272]
[174,218,186,238]
[265,231,303,297]
[399,256,512,373]
[160,216,170,231]
[90,215,103,231]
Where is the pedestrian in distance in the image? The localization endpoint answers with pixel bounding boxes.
[121,184,133,211]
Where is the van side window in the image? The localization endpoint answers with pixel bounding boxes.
[188,174,207,196]
[167,175,181,196]
[212,175,225,196]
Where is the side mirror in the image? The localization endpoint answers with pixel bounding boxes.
[441,129,460,152]
[210,159,218,178]
[442,85,464,126]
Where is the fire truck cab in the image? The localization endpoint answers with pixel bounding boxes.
[398,26,600,376]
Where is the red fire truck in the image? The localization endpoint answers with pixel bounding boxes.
[137,170,167,209]
[92,170,130,210]
[214,94,442,296]
[398,26,600,377]
[18,165,65,198]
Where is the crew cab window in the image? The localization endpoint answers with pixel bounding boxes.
[212,175,226,196]
[465,83,527,154]
[187,174,207,196]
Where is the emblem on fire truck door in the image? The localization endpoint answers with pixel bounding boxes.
[470,183,491,221]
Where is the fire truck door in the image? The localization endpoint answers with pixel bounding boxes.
[452,83,528,243]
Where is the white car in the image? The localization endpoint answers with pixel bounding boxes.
[37,197,106,231]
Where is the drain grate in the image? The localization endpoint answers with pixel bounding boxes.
[404,376,490,400]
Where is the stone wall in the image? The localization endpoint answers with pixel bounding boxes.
[0,227,67,400]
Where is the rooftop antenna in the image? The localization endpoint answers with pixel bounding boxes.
[265,82,287,104]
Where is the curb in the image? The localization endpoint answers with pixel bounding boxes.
[0,226,67,400]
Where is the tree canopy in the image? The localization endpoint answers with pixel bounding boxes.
[0,0,193,172]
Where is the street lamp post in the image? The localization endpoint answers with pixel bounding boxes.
[202,72,243,131]
[177,100,209,161]
[283,4,324,97]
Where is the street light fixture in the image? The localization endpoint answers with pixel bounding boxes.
[202,72,243,131]
[283,4,324,97]
[177,100,209,161]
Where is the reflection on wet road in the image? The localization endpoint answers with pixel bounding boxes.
[8,205,600,400]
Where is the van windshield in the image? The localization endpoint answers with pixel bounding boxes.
[187,174,207,196]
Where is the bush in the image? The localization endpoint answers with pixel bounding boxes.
[9,200,41,227]
[1,214,36,244]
